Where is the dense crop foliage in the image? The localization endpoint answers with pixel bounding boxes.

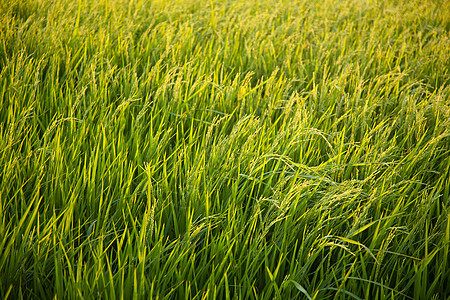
[1,0,449,298]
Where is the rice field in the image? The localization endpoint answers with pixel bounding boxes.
[0,0,449,298]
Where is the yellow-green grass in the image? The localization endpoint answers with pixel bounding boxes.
[1,0,449,298]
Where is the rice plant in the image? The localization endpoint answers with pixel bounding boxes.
[0,0,449,298]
